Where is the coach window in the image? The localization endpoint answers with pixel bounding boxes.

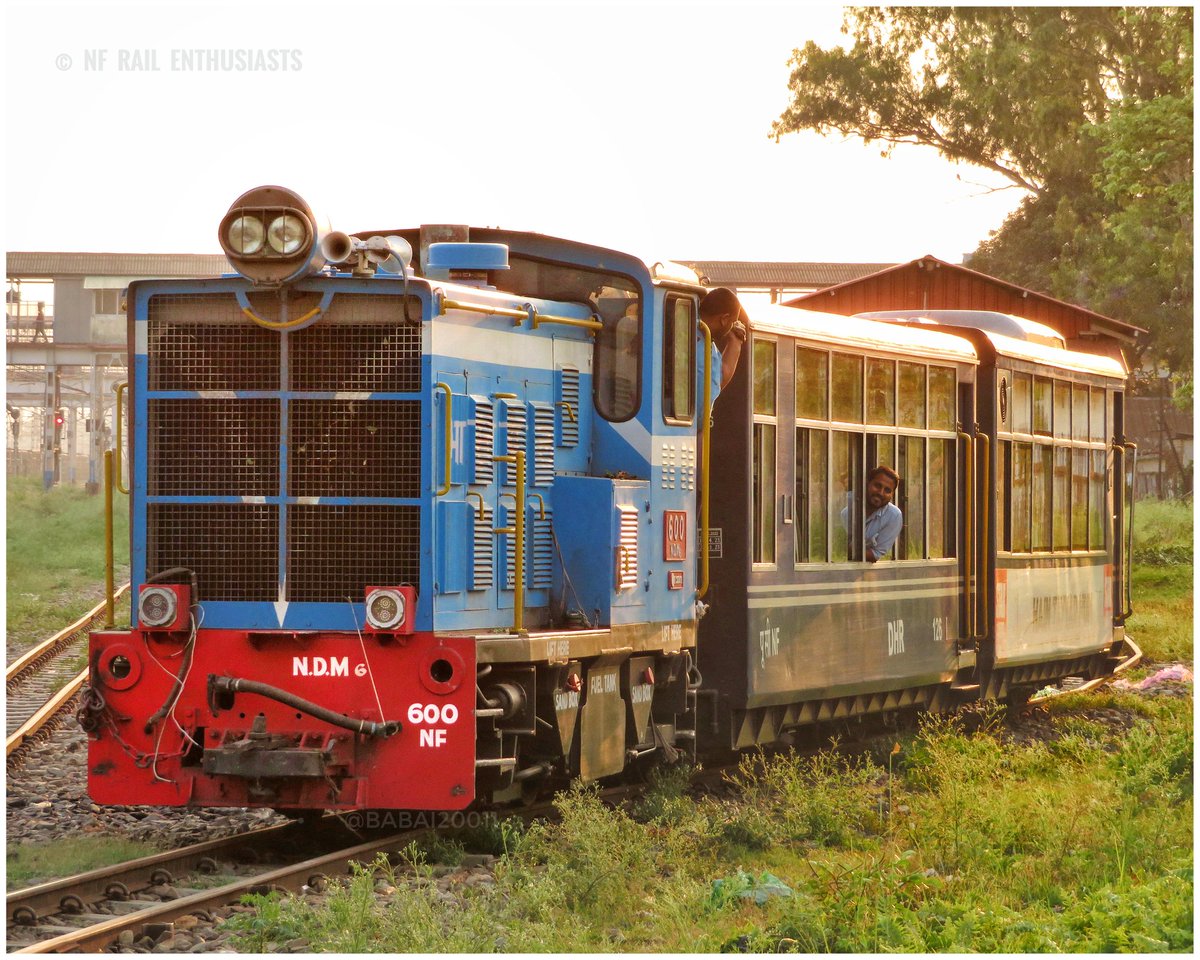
[795,428,828,563]
[997,441,1010,551]
[795,347,828,419]
[1032,443,1053,551]
[662,295,695,424]
[831,353,863,423]
[898,362,926,429]
[1012,373,1032,435]
[1090,450,1106,547]
[1089,387,1106,442]
[897,436,925,558]
[831,430,863,562]
[1071,449,1089,549]
[752,339,777,565]
[1012,442,1032,553]
[1072,385,1089,441]
[928,437,955,559]
[1053,381,1071,439]
[866,358,895,425]
[868,434,895,475]
[929,366,956,431]
[1053,447,1071,550]
[1034,378,1052,436]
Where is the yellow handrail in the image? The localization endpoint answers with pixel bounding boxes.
[439,297,602,334]
[493,450,526,633]
[957,430,974,640]
[697,321,713,600]
[435,382,453,496]
[104,450,115,628]
[114,382,129,495]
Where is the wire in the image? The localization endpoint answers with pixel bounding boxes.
[348,599,387,722]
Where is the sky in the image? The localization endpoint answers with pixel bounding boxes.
[5,0,1028,266]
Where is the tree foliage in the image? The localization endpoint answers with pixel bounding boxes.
[775,7,1193,374]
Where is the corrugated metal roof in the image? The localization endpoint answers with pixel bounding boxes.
[7,252,232,278]
[681,261,895,288]
[786,256,1144,340]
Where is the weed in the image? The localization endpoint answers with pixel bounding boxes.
[7,838,158,890]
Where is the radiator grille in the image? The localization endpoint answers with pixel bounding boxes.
[143,288,425,609]
[288,504,421,602]
[148,295,280,390]
[290,294,421,391]
[147,504,278,601]
[148,399,279,496]
[289,400,421,498]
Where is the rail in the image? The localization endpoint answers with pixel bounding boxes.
[6,669,87,760]
[6,586,129,688]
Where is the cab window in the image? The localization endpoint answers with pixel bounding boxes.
[663,295,695,423]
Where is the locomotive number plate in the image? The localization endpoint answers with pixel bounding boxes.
[663,511,687,561]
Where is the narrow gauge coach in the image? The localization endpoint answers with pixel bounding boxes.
[84,186,1136,813]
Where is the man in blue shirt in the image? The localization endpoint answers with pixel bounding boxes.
[862,466,903,561]
[697,286,749,403]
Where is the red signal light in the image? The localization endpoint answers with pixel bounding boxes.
[53,411,65,427]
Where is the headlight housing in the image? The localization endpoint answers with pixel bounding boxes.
[218,185,326,284]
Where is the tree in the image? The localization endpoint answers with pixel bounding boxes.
[774,7,1193,374]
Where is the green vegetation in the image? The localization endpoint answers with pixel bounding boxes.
[229,689,1192,952]
[1127,498,1192,663]
[6,476,131,646]
[773,8,1193,375]
[7,837,156,890]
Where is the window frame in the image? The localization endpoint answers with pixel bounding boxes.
[662,293,697,426]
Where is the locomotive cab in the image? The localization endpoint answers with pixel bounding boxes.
[86,186,713,811]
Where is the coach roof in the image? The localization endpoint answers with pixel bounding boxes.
[746,303,978,365]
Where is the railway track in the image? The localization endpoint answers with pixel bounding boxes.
[6,787,641,954]
[6,586,130,766]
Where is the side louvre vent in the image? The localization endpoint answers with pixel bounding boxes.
[530,509,553,589]
[532,403,555,487]
[472,397,494,485]
[500,400,527,487]
[615,505,639,592]
[470,505,494,590]
[557,367,580,447]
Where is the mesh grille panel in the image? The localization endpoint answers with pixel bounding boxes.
[148,295,280,390]
[288,505,420,602]
[148,399,279,496]
[148,504,278,601]
[289,400,421,498]
[290,296,421,392]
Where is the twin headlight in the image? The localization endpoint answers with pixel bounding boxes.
[218,186,325,284]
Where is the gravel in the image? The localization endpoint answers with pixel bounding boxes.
[6,714,287,850]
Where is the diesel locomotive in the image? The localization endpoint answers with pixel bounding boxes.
[83,186,1137,812]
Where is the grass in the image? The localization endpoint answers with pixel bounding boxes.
[227,685,1192,952]
[6,476,131,647]
[7,838,158,890]
[1126,498,1192,664]
[225,497,1192,953]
